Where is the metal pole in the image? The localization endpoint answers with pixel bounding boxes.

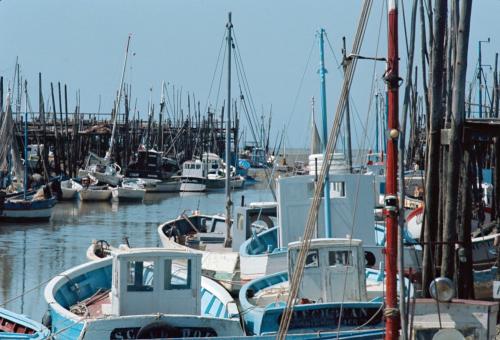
[385,0,400,338]
[318,28,332,237]
[224,12,233,247]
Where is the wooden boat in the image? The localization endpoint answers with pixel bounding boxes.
[0,99,57,222]
[111,178,145,201]
[0,307,50,339]
[239,238,413,336]
[0,192,57,222]
[125,148,178,182]
[60,179,83,200]
[44,248,243,339]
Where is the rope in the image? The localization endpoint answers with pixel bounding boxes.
[0,276,55,308]
[276,1,373,339]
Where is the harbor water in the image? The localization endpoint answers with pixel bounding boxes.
[0,183,272,322]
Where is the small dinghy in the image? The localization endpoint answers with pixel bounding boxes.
[111,178,146,202]
[239,238,413,337]
[44,248,243,339]
[158,204,278,294]
[0,307,50,339]
[78,176,112,201]
[60,179,83,200]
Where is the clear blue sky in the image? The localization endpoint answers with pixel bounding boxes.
[0,0,498,149]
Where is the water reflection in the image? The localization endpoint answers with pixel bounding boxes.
[0,186,272,321]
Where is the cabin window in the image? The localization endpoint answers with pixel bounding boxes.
[330,181,345,198]
[196,164,201,169]
[305,250,319,268]
[328,250,352,266]
[127,261,154,291]
[164,259,192,290]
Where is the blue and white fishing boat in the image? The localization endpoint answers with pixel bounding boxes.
[239,238,412,336]
[44,248,243,339]
[0,307,50,339]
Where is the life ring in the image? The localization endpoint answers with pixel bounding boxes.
[135,321,180,339]
[249,214,274,231]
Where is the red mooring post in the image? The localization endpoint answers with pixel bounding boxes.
[384,0,400,339]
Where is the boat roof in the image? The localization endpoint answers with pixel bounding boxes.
[111,247,202,259]
[288,238,363,250]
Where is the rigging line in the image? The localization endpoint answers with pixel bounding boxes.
[204,28,227,115]
[239,92,259,145]
[324,34,343,69]
[277,1,373,338]
[232,31,259,123]
[214,42,228,113]
[235,50,261,138]
[284,37,316,132]
[232,47,259,138]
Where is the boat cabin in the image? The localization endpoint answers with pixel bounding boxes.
[277,174,376,249]
[288,238,367,303]
[111,249,202,317]
[181,160,207,179]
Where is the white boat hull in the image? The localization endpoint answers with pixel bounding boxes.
[79,189,112,201]
[239,251,287,282]
[111,187,145,201]
[231,177,245,189]
[61,187,77,200]
[180,182,206,192]
[144,181,181,193]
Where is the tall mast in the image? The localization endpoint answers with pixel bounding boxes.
[318,28,332,237]
[342,37,353,173]
[106,34,131,160]
[385,1,400,339]
[224,12,233,247]
[23,81,28,200]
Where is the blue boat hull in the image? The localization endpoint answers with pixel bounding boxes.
[0,196,57,222]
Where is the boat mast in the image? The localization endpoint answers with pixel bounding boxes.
[106,34,131,161]
[23,81,28,200]
[385,1,400,338]
[224,12,233,247]
[342,37,353,173]
[318,28,332,237]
